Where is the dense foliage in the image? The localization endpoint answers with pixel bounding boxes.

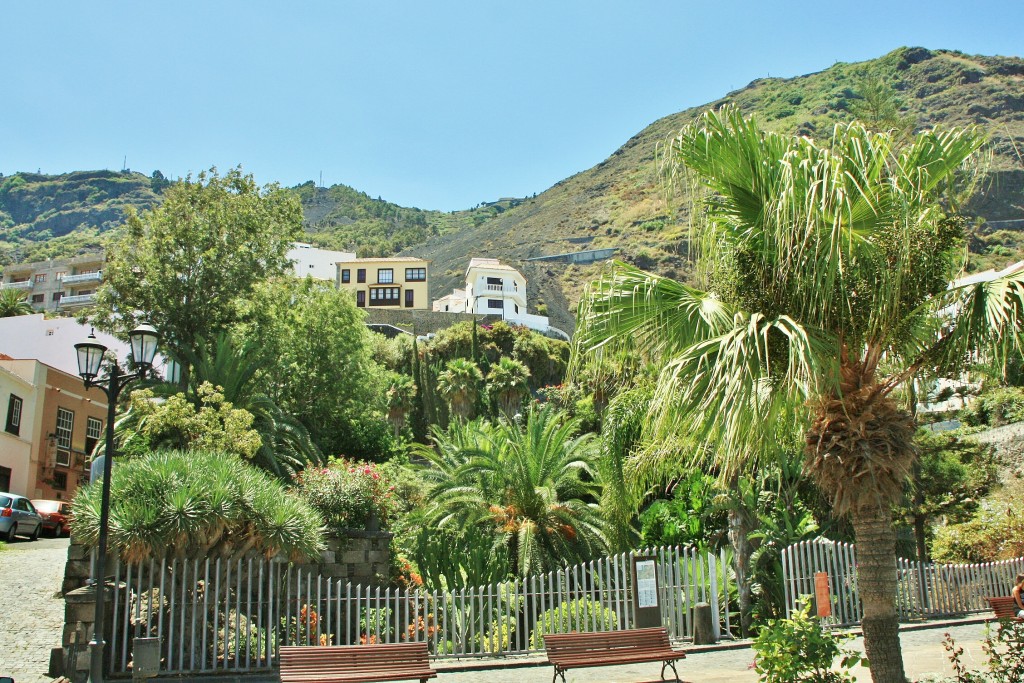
[90,167,302,365]
[72,449,325,562]
[294,459,396,532]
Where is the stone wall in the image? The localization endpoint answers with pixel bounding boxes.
[364,308,500,335]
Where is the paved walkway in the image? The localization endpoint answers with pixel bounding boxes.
[433,619,991,682]
[0,536,69,683]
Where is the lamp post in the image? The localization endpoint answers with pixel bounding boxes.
[75,324,159,683]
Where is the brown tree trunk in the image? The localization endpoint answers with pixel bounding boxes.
[728,505,754,638]
[850,502,908,683]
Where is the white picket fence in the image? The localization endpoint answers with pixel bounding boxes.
[781,538,1024,627]
[104,544,734,675]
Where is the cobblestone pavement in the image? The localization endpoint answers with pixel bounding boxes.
[434,620,990,683]
[0,536,69,683]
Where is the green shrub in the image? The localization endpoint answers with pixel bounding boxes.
[943,620,1024,682]
[752,600,862,682]
[931,479,1024,563]
[529,598,618,648]
[294,458,396,532]
[960,387,1024,427]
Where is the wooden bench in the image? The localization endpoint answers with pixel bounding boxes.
[984,596,1024,622]
[543,627,686,683]
[279,642,437,683]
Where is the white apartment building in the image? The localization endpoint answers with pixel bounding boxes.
[1,252,106,312]
[287,242,356,281]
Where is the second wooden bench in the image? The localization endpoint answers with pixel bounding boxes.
[985,596,1023,622]
[279,642,437,683]
[543,627,686,683]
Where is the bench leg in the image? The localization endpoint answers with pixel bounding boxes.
[661,660,680,681]
[552,665,566,683]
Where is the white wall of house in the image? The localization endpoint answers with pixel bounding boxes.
[0,362,42,497]
[465,259,528,315]
[288,242,356,281]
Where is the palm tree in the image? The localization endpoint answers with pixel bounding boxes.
[417,406,606,576]
[385,372,417,438]
[575,106,1021,683]
[0,289,34,317]
[437,357,484,421]
[487,356,531,417]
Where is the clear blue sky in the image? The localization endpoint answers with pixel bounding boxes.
[1,1,1021,211]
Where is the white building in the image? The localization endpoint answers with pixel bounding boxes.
[433,258,563,337]
[287,242,356,281]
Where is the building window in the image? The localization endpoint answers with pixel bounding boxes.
[34,273,47,284]
[405,268,426,282]
[341,269,351,284]
[377,268,394,284]
[56,271,66,281]
[55,449,71,467]
[405,290,415,308]
[86,417,102,456]
[5,394,22,436]
[52,291,63,302]
[52,471,67,491]
[0,466,10,492]
[369,287,401,306]
[55,407,74,450]
[356,291,365,307]
[357,269,366,283]
[487,277,503,286]
[487,299,504,310]
[31,294,44,304]
[515,304,519,314]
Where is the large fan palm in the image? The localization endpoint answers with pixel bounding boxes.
[575,106,1021,683]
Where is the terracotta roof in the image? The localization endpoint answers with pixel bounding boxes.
[0,353,12,360]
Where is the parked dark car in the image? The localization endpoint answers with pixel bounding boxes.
[31,499,72,537]
[0,493,42,542]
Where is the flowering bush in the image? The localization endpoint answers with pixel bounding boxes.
[294,458,395,532]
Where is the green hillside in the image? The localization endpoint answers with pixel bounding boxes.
[0,170,167,265]
[4,48,1023,334]
[406,47,1024,332]
[293,181,523,257]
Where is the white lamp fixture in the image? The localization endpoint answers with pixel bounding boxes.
[74,330,108,382]
[129,323,160,371]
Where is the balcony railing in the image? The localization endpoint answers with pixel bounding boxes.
[59,293,97,306]
[62,271,102,285]
[1,280,33,290]
[484,283,518,293]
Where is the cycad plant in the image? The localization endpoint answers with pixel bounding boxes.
[575,106,1022,683]
[0,289,34,317]
[416,406,606,577]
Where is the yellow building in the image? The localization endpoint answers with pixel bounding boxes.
[335,257,430,310]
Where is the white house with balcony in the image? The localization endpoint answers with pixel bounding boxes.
[433,258,566,338]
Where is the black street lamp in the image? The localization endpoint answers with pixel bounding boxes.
[75,324,159,683]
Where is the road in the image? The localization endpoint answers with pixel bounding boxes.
[0,535,69,683]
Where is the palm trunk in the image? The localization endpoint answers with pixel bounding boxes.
[850,502,907,683]
[728,505,754,638]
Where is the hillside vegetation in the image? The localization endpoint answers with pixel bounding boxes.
[405,47,1024,331]
[4,48,1024,332]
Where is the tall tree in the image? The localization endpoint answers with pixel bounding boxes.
[486,356,531,418]
[234,278,392,461]
[437,358,484,422]
[91,167,302,367]
[575,106,1022,683]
